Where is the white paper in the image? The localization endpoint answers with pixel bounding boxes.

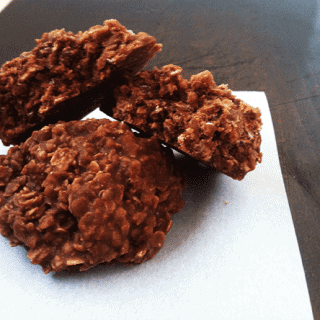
[0,92,313,320]
[0,0,11,13]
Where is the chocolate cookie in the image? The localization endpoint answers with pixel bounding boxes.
[106,64,262,180]
[0,20,162,146]
[0,119,185,273]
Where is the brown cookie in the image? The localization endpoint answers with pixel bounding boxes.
[0,119,185,273]
[106,64,262,180]
[0,20,162,146]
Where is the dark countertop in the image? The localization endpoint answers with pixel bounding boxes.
[1,0,319,317]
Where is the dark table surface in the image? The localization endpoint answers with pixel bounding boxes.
[1,0,319,317]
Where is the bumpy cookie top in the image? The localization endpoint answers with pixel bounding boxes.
[0,19,162,146]
[0,118,185,273]
[112,64,262,180]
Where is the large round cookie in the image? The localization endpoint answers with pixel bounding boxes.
[0,118,185,273]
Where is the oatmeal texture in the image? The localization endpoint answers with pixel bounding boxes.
[111,64,262,180]
[0,19,162,146]
[0,119,185,273]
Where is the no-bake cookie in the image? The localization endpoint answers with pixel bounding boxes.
[0,119,185,273]
[0,20,162,146]
[107,64,262,180]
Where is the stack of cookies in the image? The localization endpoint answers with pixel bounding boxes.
[0,20,262,273]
